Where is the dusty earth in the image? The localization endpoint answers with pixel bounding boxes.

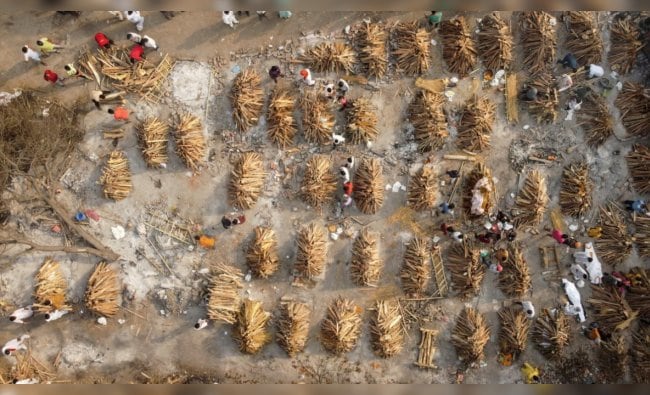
[0,11,648,383]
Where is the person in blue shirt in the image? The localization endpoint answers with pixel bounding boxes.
[438,202,455,215]
[558,53,578,72]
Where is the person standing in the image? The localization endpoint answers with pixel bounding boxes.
[36,37,64,54]
[22,45,46,65]
[126,11,144,31]
[43,69,64,86]
[268,65,284,83]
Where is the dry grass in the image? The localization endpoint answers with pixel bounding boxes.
[370,299,404,358]
[456,96,495,152]
[234,299,271,354]
[354,158,384,215]
[392,21,430,75]
[350,228,382,287]
[245,227,280,279]
[451,307,491,364]
[440,16,478,77]
[321,296,363,354]
[84,261,119,317]
[267,85,296,147]
[228,152,266,209]
[407,166,437,211]
[230,68,264,132]
[346,97,379,144]
[407,91,448,152]
[559,162,592,218]
[302,42,356,73]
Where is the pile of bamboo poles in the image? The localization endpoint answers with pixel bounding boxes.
[350,228,382,287]
[276,301,311,357]
[532,308,570,360]
[609,18,643,74]
[321,296,363,354]
[294,223,327,280]
[207,262,243,324]
[408,90,448,152]
[407,166,437,211]
[267,86,296,147]
[520,12,557,74]
[463,163,495,218]
[84,262,119,317]
[456,96,495,152]
[559,162,593,218]
[630,325,650,382]
[564,11,603,65]
[627,268,650,321]
[370,299,404,358]
[99,150,132,201]
[596,204,633,268]
[598,334,627,383]
[578,91,614,147]
[300,92,334,144]
[439,16,478,77]
[346,97,379,144]
[513,169,548,230]
[356,21,388,78]
[392,21,430,75]
[447,242,485,300]
[498,245,531,298]
[228,152,266,209]
[230,68,264,132]
[400,237,431,296]
[172,113,205,171]
[300,155,337,208]
[588,285,638,333]
[302,42,356,73]
[33,258,69,313]
[626,144,650,195]
[615,82,650,138]
[451,307,490,364]
[354,158,384,215]
[234,299,271,354]
[137,117,168,168]
[498,307,530,361]
[415,328,438,369]
[477,12,513,71]
[525,71,558,124]
[246,227,280,279]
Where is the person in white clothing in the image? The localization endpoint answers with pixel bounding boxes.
[300,68,315,86]
[222,11,239,28]
[339,166,350,183]
[557,74,573,92]
[194,318,208,330]
[126,11,144,31]
[323,83,336,99]
[337,79,350,96]
[13,378,39,384]
[516,301,535,318]
[45,309,69,322]
[126,32,142,43]
[9,305,33,323]
[22,45,45,65]
[2,335,30,356]
[588,64,604,79]
[332,132,345,148]
[141,35,159,50]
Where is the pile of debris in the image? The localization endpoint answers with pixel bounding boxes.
[350,228,383,287]
[300,155,337,208]
[172,113,205,171]
[451,307,490,364]
[609,18,643,74]
[300,92,335,144]
[477,12,513,71]
[559,162,592,218]
[230,68,264,132]
[520,11,557,74]
[407,166,437,211]
[439,16,478,77]
[356,21,388,78]
[346,97,379,144]
[267,86,296,147]
[245,227,280,279]
[456,96,495,152]
[277,301,311,357]
[99,150,132,201]
[391,21,430,75]
[294,223,328,281]
[407,90,448,152]
[354,158,385,215]
[320,296,363,354]
[400,237,431,297]
[563,11,603,65]
[513,169,548,230]
[302,42,356,73]
[615,82,650,138]
[137,117,168,168]
[229,152,266,209]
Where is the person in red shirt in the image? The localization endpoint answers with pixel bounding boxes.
[43,69,64,86]
[107,106,129,121]
[94,32,114,49]
[343,181,353,197]
[129,44,145,63]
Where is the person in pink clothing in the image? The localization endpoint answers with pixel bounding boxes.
[551,229,567,244]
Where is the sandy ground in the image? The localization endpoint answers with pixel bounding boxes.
[0,11,648,383]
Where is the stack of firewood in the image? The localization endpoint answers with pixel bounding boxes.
[598,334,628,383]
[451,307,491,364]
[498,245,531,298]
[172,113,205,171]
[609,18,643,75]
[456,96,495,152]
[407,166,437,211]
[84,262,120,317]
[300,155,337,208]
[559,162,593,217]
[415,327,439,369]
[596,204,633,268]
[635,217,650,258]
[447,242,485,300]
[630,325,650,382]
[321,296,363,354]
[230,68,264,132]
[99,150,132,201]
[578,91,614,147]
[564,11,603,65]
[525,71,558,124]
[354,158,384,215]
[477,12,513,71]
[408,90,448,152]
[520,12,557,74]
[627,268,650,321]
[229,152,266,209]
[463,163,495,218]
[346,97,379,144]
[234,299,271,354]
[626,144,650,195]
[302,42,356,73]
[356,21,388,78]
[513,169,548,230]
[440,16,478,77]
[207,262,243,324]
[300,92,335,144]
[137,117,168,168]
[350,228,382,287]
[532,308,570,359]
[370,299,404,358]
[246,227,280,279]
[33,258,69,313]
[588,285,638,333]
[392,21,430,75]
[615,82,650,138]
[294,223,328,280]
[267,86,296,147]
[400,237,431,297]
[276,301,311,357]
[498,307,531,362]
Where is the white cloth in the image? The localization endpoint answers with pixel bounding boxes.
[323,83,335,98]
[332,133,345,145]
[195,318,208,330]
[9,306,33,323]
[521,301,535,318]
[2,335,29,356]
[126,32,142,43]
[222,11,239,28]
[562,279,585,322]
[126,11,144,31]
[23,47,41,62]
[142,35,158,49]
[574,242,602,284]
[15,378,39,384]
[45,309,69,322]
[588,64,604,78]
[451,232,463,242]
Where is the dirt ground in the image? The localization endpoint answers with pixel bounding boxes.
[0,11,648,384]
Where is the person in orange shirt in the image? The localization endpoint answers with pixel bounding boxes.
[107,106,129,121]
[194,234,215,249]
